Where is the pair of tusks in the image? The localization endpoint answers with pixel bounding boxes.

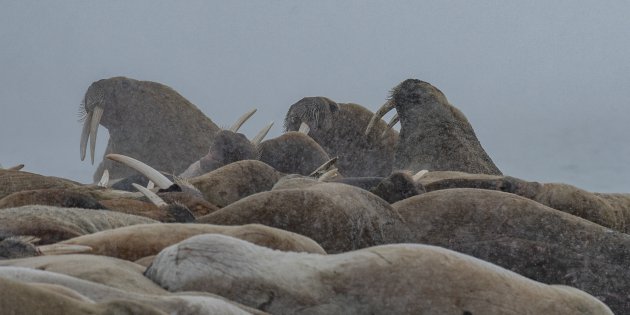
[365,100,396,136]
[80,106,105,164]
[0,164,25,171]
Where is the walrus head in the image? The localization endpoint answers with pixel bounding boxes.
[79,80,107,164]
[365,79,451,136]
[284,97,340,133]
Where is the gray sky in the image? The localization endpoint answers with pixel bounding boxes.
[1,1,629,192]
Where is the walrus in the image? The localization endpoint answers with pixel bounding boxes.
[197,181,409,253]
[0,267,265,315]
[415,170,630,233]
[0,254,167,295]
[257,132,331,176]
[145,234,612,314]
[79,76,222,181]
[0,205,157,244]
[285,97,398,177]
[58,223,325,262]
[366,79,502,175]
[0,169,81,199]
[188,160,283,208]
[0,276,168,315]
[394,188,630,314]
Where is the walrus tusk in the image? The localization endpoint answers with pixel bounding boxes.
[7,164,25,171]
[298,122,310,135]
[106,153,174,189]
[365,100,395,136]
[228,108,257,132]
[37,244,93,255]
[97,169,109,187]
[79,109,93,161]
[381,113,399,137]
[132,183,168,207]
[309,157,338,177]
[318,168,340,182]
[412,169,429,182]
[251,121,274,146]
[88,106,104,164]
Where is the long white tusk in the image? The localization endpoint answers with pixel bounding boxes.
[97,170,109,187]
[365,100,395,136]
[132,183,167,207]
[228,108,257,132]
[89,106,104,164]
[412,169,429,182]
[37,244,93,255]
[106,154,174,189]
[298,122,310,135]
[7,164,25,171]
[79,110,93,161]
[251,121,274,146]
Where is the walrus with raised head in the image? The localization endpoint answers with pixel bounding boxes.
[79,76,221,181]
[366,79,502,175]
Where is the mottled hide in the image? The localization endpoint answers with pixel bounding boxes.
[257,132,330,176]
[285,98,398,177]
[59,223,325,262]
[0,254,167,295]
[197,182,408,253]
[0,267,264,315]
[0,169,80,199]
[0,188,107,209]
[0,206,157,244]
[395,188,630,314]
[418,171,630,233]
[0,276,166,315]
[146,234,611,315]
[189,160,283,208]
[80,77,221,181]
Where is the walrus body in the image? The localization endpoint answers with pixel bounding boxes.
[146,234,612,315]
[79,77,221,181]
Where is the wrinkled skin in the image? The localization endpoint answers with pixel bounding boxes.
[80,77,221,181]
[285,98,397,177]
[376,79,501,175]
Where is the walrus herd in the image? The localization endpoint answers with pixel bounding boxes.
[1,76,627,314]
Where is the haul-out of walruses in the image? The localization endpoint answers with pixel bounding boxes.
[145,234,612,315]
[395,188,630,314]
[285,97,398,177]
[79,76,221,181]
[366,79,502,175]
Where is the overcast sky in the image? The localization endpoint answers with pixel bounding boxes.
[1,1,628,192]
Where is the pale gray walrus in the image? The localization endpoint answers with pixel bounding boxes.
[79,76,221,181]
[366,79,502,175]
[145,234,612,315]
[285,97,398,177]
